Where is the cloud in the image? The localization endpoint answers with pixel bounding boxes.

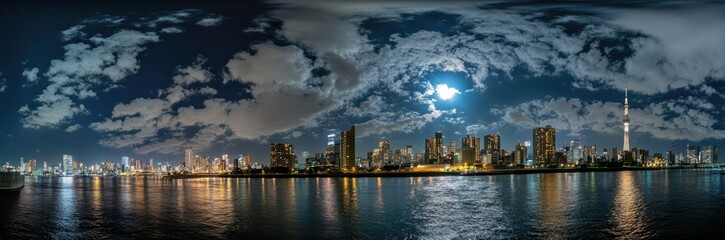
[244,18,274,33]
[20,30,159,129]
[20,10,226,130]
[65,124,82,132]
[196,15,223,27]
[172,55,213,85]
[61,25,86,41]
[161,27,183,34]
[0,73,5,92]
[19,98,87,129]
[22,67,39,82]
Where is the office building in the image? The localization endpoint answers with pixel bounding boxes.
[533,125,556,166]
[425,131,443,164]
[270,143,297,169]
[340,126,356,169]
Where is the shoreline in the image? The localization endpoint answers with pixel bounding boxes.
[160,166,709,179]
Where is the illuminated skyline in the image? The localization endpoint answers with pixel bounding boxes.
[0,1,723,165]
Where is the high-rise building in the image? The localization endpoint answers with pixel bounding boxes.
[686,145,698,164]
[513,142,527,165]
[623,88,630,151]
[378,140,391,165]
[425,131,443,164]
[533,125,556,166]
[483,134,501,152]
[325,134,339,165]
[583,145,597,164]
[701,145,718,164]
[270,143,297,169]
[62,155,73,176]
[609,147,619,162]
[339,126,356,170]
[121,156,130,172]
[184,148,194,170]
[25,159,36,175]
[569,139,582,164]
[484,134,501,164]
[461,135,480,163]
[242,154,252,170]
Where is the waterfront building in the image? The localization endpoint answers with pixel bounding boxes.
[533,125,556,166]
[623,88,630,151]
[461,135,480,163]
[325,134,339,165]
[686,145,698,164]
[425,131,443,164]
[569,139,582,164]
[484,134,501,164]
[583,145,596,164]
[184,148,195,171]
[700,145,718,164]
[121,156,130,172]
[25,159,36,175]
[270,143,297,169]
[513,142,527,165]
[340,126,356,170]
[242,154,252,170]
[609,147,619,162]
[62,155,73,176]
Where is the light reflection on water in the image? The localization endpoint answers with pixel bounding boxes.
[1,169,724,239]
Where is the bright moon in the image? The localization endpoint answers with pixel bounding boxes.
[436,84,460,100]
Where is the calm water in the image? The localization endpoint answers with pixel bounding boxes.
[1,169,725,239]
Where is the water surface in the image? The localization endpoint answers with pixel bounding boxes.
[1,169,724,239]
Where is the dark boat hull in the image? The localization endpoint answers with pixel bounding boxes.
[0,172,25,191]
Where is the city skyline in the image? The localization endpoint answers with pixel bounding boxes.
[1,0,724,165]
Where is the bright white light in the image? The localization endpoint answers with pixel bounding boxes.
[436,84,460,100]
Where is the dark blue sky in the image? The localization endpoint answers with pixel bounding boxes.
[0,0,723,166]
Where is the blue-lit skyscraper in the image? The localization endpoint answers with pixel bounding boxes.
[62,155,73,176]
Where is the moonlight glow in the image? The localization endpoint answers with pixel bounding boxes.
[436,84,460,100]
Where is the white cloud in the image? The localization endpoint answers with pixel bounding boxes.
[196,15,223,27]
[22,67,39,82]
[61,25,86,41]
[20,97,87,129]
[161,27,183,34]
[172,55,213,86]
[21,30,160,129]
[65,124,82,132]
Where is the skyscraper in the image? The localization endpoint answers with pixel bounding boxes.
[184,148,194,169]
[623,88,630,151]
[378,140,391,165]
[270,143,297,169]
[425,131,443,164]
[700,145,717,164]
[121,156,130,172]
[569,139,582,164]
[484,134,501,164]
[62,155,73,176]
[483,134,501,153]
[242,154,252,170]
[514,142,527,165]
[339,126,356,170]
[533,125,556,166]
[461,135,480,163]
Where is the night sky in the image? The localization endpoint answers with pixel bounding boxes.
[0,0,723,166]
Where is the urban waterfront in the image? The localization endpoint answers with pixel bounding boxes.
[1,169,724,239]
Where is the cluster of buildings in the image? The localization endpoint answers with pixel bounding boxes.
[262,88,719,173]
[9,154,178,176]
